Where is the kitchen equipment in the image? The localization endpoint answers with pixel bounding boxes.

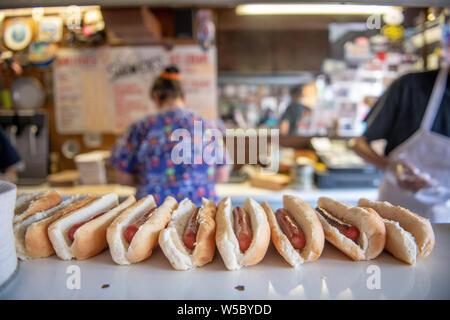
[311,137,382,188]
[290,157,314,191]
[11,76,45,110]
[0,181,17,288]
[0,110,49,185]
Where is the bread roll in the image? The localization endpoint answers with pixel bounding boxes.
[107,195,178,265]
[262,195,324,268]
[358,198,435,265]
[215,197,270,270]
[159,198,216,270]
[48,193,119,260]
[316,197,386,261]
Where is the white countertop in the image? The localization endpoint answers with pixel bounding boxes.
[2,224,449,300]
[17,182,379,206]
[216,182,378,205]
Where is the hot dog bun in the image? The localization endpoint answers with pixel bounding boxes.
[159,198,216,270]
[48,193,119,260]
[71,196,136,260]
[14,197,75,260]
[316,197,386,261]
[215,197,270,270]
[21,196,97,259]
[107,195,178,265]
[15,192,43,216]
[262,195,324,268]
[14,190,62,224]
[357,198,435,265]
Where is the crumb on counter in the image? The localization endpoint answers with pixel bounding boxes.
[234,285,245,291]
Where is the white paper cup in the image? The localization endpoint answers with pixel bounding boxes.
[0,181,17,287]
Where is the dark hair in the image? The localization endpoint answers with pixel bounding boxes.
[150,65,184,103]
[290,85,303,96]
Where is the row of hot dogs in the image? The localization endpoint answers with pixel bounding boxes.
[13,190,435,270]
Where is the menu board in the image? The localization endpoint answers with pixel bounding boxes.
[53,45,217,134]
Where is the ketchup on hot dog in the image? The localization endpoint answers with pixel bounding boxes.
[233,206,253,252]
[123,208,157,243]
[275,209,306,250]
[68,212,105,242]
[182,208,200,250]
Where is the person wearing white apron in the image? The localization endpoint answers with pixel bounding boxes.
[351,66,450,223]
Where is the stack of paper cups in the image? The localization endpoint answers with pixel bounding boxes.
[0,181,17,287]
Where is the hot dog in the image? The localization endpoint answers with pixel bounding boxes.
[182,208,200,250]
[123,207,157,243]
[215,197,270,271]
[159,198,216,270]
[68,211,106,242]
[316,207,360,241]
[13,192,76,260]
[275,208,306,250]
[14,190,62,224]
[48,193,132,260]
[233,206,253,252]
[316,197,386,261]
[262,196,324,268]
[107,195,178,265]
[358,198,435,265]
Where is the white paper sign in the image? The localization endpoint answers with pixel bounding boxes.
[53,45,217,134]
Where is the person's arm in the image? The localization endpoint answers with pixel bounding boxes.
[350,76,431,192]
[349,136,390,170]
[109,124,141,187]
[115,170,136,186]
[280,120,289,135]
[279,105,292,135]
[1,166,18,184]
[0,128,21,183]
[214,119,231,184]
[350,136,431,192]
[215,165,230,183]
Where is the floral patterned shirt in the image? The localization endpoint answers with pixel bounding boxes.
[110,107,227,206]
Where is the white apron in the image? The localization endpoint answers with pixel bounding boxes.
[378,67,450,223]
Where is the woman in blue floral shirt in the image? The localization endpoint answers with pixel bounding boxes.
[110,66,229,206]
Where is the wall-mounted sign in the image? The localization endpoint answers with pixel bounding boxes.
[53,45,217,134]
[38,16,63,42]
[3,19,33,51]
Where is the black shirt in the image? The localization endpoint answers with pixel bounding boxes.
[0,127,21,172]
[364,69,450,155]
[280,102,308,135]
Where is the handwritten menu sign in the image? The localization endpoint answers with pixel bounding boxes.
[53,45,217,134]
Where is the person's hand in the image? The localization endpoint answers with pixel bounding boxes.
[388,161,433,193]
[0,168,18,184]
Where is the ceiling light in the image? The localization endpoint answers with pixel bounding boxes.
[236,4,400,16]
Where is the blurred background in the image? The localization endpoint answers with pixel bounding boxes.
[0,1,448,199]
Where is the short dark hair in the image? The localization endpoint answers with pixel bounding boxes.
[290,85,303,96]
[150,65,184,103]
